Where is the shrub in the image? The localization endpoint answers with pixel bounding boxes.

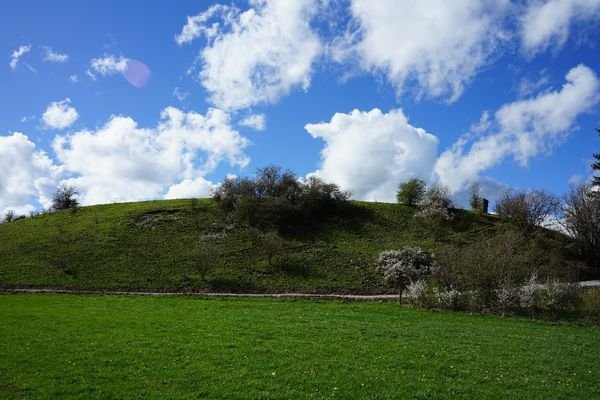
[396,178,426,206]
[537,280,580,319]
[405,280,436,309]
[414,184,453,237]
[434,231,538,311]
[51,185,79,211]
[212,165,350,232]
[581,288,600,324]
[376,247,434,302]
[495,189,560,230]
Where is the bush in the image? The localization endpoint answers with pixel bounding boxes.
[51,185,79,211]
[212,165,350,232]
[376,247,434,302]
[414,184,453,236]
[537,280,580,319]
[581,288,600,323]
[434,231,539,311]
[495,189,559,230]
[396,178,426,206]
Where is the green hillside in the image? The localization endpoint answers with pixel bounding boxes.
[0,199,579,293]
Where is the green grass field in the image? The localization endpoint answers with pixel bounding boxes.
[1,293,598,399]
[0,199,575,293]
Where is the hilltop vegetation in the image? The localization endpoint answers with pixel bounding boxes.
[0,197,581,293]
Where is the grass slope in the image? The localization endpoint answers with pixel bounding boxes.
[1,293,599,399]
[0,199,574,292]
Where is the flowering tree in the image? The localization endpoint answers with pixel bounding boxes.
[376,247,434,302]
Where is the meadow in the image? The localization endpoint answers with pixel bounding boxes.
[1,293,599,399]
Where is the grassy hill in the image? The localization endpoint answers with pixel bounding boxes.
[0,198,579,293]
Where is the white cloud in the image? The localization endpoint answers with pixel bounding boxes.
[69,74,78,83]
[521,0,600,56]
[9,45,31,70]
[239,113,266,131]
[178,0,322,111]
[435,64,600,193]
[173,87,190,101]
[0,133,60,215]
[164,177,216,199]
[42,98,79,130]
[89,54,128,76]
[43,46,69,63]
[306,108,439,202]
[175,4,237,45]
[336,0,509,102]
[53,107,250,205]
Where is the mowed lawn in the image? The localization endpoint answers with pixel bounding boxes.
[0,294,598,399]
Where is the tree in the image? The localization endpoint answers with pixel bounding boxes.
[51,185,79,211]
[469,181,482,211]
[376,247,434,303]
[188,241,218,281]
[251,229,284,266]
[593,128,600,188]
[414,183,453,236]
[3,209,15,223]
[396,178,426,206]
[495,189,559,230]
[562,183,600,273]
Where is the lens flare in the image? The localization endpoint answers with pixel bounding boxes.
[123,59,151,88]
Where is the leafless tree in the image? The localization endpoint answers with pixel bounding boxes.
[561,184,600,272]
[495,189,560,229]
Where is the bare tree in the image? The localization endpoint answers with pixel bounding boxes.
[562,184,600,272]
[495,189,560,230]
[469,181,482,211]
[3,209,15,223]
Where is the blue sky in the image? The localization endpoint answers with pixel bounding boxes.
[1,0,600,214]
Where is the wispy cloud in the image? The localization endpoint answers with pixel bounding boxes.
[9,45,31,70]
[42,46,69,63]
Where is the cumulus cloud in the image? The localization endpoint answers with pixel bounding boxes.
[177,0,322,111]
[0,133,60,215]
[435,64,600,193]
[164,177,216,199]
[42,46,69,63]
[306,108,439,202]
[9,45,31,70]
[521,0,600,56]
[42,98,79,130]
[335,0,509,102]
[89,54,128,75]
[53,107,249,205]
[239,114,266,131]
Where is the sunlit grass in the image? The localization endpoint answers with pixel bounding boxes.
[1,293,598,399]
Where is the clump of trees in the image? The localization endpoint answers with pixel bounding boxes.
[495,189,560,230]
[212,165,350,232]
